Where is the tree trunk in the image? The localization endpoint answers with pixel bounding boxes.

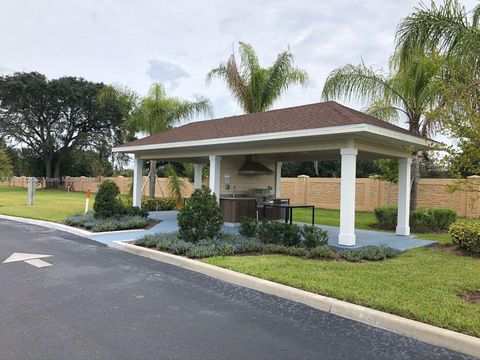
[44,155,53,188]
[148,160,157,198]
[410,151,420,210]
[53,163,61,188]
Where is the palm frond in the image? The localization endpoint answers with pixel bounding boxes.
[165,163,185,209]
[129,83,212,135]
[261,49,308,111]
[322,63,406,107]
[207,41,308,114]
[207,55,251,113]
[167,96,213,126]
[396,0,480,68]
[363,99,402,123]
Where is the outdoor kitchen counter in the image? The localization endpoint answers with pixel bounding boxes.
[220,197,257,225]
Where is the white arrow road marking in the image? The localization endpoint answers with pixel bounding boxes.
[2,253,52,268]
[24,259,52,268]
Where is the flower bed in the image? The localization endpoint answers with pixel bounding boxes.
[134,231,399,262]
[65,213,149,232]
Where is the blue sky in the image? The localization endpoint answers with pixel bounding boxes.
[0,0,477,139]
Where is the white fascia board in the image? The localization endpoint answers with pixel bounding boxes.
[112,123,432,153]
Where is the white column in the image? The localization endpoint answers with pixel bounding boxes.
[193,163,203,189]
[133,156,143,208]
[339,148,357,246]
[209,155,222,202]
[396,157,412,236]
[275,161,282,198]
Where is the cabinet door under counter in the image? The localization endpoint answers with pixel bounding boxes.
[220,197,257,225]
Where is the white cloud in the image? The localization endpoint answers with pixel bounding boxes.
[146,59,189,90]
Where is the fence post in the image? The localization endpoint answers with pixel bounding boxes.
[297,175,309,205]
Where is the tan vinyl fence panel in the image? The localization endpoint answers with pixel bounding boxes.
[2,175,480,218]
[282,176,480,218]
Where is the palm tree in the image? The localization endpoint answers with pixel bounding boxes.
[207,42,308,114]
[396,1,480,183]
[322,49,442,209]
[130,83,213,198]
[396,0,480,70]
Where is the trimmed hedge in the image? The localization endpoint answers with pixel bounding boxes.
[257,221,302,246]
[240,218,329,248]
[449,222,480,255]
[374,206,457,233]
[142,197,176,211]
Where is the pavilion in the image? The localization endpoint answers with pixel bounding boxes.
[113,101,433,246]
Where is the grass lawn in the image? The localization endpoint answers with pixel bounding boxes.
[0,186,95,222]
[205,247,480,337]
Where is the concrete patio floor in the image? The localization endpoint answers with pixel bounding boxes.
[89,211,437,251]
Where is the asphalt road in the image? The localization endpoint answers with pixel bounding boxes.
[0,219,475,360]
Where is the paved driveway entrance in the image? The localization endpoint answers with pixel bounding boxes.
[0,219,468,360]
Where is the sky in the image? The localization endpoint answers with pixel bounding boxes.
[0,0,477,138]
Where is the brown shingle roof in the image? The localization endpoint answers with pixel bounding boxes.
[119,101,422,148]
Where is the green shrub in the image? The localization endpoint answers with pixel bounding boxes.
[135,235,160,249]
[93,180,123,218]
[409,208,436,233]
[340,245,399,262]
[307,245,336,259]
[256,220,302,247]
[373,205,398,229]
[432,208,458,232]
[449,222,480,255]
[141,197,176,211]
[177,187,223,243]
[374,206,457,233]
[239,217,257,238]
[301,225,329,248]
[410,208,457,232]
[261,243,306,257]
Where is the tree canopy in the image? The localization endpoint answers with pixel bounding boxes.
[0,72,125,179]
[207,42,308,114]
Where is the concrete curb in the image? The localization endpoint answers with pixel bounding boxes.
[115,241,480,359]
[0,214,93,237]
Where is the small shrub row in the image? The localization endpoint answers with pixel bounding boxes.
[340,245,399,262]
[449,222,480,255]
[65,213,149,232]
[135,232,396,262]
[141,197,176,211]
[240,218,329,248]
[374,206,457,233]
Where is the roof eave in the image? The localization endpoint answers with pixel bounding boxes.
[112,123,433,154]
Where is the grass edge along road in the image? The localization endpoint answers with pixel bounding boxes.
[204,246,480,338]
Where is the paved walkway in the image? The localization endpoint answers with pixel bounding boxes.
[89,211,436,250]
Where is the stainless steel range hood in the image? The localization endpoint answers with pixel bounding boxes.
[238,155,273,175]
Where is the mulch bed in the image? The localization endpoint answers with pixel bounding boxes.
[459,290,480,304]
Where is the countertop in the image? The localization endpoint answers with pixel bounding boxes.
[220,197,257,200]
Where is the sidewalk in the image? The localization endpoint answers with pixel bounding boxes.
[89,211,436,250]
